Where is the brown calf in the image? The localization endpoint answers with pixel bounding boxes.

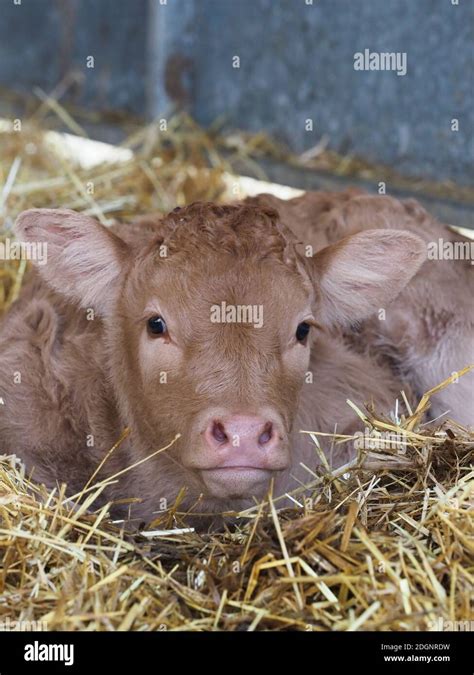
[0,191,471,521]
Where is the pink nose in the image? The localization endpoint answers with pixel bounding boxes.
[203,415,281,468]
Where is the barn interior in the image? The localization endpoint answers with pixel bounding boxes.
[0,0,472,634]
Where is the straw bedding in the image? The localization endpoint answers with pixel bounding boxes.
[0,112,472,631]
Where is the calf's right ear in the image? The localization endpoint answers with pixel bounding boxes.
[15,208,130,315]
[311,229,427,326]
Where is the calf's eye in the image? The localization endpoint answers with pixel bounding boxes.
[147,316,167,337]
[296,321,311,342]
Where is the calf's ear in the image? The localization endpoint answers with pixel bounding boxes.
[311,229,426,326]
[15,208,129,315]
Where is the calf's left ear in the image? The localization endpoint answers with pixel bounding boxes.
[15,208,130,315]
[311,229,426,326]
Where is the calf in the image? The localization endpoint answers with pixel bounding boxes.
[0,192,471,521]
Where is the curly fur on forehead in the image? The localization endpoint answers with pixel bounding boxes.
[154,201,300,264]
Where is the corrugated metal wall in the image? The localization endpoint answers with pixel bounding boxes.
[0,0,472,185]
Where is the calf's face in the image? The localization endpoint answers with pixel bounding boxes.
[119,252,314,501]
[15,204,426,510]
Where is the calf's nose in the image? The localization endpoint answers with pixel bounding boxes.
[203,415,279,460]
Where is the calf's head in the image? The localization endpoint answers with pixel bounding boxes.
[15,203,425,510]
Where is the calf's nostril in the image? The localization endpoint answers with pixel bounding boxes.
[258,422,273,446]
[211,421,228,444]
